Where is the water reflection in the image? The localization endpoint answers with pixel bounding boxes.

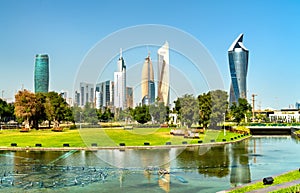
[229,141,251,186]
[0,137,300,192]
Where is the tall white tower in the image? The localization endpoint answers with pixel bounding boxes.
[114,49,126,109]
[157,41,170,106]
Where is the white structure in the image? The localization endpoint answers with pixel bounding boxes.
[79,82,94,107]
[157,41,170,106]
[269,109,300,123]
[114,49,126,109]
[60,90,73,106]
[95,80,114,109]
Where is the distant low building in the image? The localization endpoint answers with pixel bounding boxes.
[269,109,300,122]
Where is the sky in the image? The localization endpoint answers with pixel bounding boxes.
[0,0,300,109]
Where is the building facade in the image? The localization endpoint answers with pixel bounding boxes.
[228,34,249,105]
[269,109,300,123]
[114,50,126,109]
[141,54,155,105]
[79,82,94,107]
[126,87,133,108]
[157,41,170,106]
[34,54,49,93]
[95,80,114,109]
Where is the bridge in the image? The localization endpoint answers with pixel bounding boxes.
[246,126,300,135]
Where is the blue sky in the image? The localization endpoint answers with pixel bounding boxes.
[0,0,300,109]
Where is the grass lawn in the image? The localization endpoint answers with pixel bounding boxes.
[229,170,300,193]
[0,128,248,148]
[0,129,86,147]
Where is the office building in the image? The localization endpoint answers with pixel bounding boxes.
[126,87,133,108]
[141,54,155,105]
[34,54,49,93]
[157,41,170,106]
[95,80,114,109]
[74,91,80,106]
[228,34,249,105]
[114,49,126,109]
[79,82,94,107]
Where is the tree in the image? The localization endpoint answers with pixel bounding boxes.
[198,93,212,129]
[230,98,252,125]
[132,105,151,124]
[14,90,37,128]
[149,97,169,124]
[118,107,132,123]
[82,102,98,125]
[0,99,15,122]
[209,90,228,128]
[178,94,199,128]
[32,92,47,129]
[97,107,114,122]
[44,92,71,128]
[72,106,83,123]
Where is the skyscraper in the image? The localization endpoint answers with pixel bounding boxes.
[228,34,249,105]
[141,54,155,105]
[95,80,114,109]
[126,87,133,108]
[79,82,94,107]
[114,49,126,109]
[34,54,49,93]
[157,41,170,106]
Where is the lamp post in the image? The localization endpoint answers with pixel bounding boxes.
[223,112,226,136]
[80,112,82,129]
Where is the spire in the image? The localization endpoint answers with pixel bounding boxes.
[120,48,122,59]
[228,33,248,52]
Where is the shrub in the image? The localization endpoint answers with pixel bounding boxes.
[69,124,77,130]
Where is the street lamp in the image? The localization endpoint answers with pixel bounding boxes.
[80,112,82,129]
[223,112,226,136]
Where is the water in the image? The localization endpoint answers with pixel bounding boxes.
[0,136,299,192]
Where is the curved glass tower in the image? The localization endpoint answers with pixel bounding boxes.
[228,34,249,105]
[141,54,155,105]
[34,54,49,93]
[157,41,170,106]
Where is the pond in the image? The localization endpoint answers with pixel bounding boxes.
[0,136,299,192]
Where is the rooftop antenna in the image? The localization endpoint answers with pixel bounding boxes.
[146,45,150,58]
[120,48,122,58]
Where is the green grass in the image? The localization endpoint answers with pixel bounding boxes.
[229,170,300,193]
[0,128,248,148]
[0,129,86,147]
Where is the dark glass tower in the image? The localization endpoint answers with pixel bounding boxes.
[34,54,49,93]
[228,34,249,105]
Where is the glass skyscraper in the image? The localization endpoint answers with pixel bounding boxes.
[141,54,155,105]
[228,34,249,105]
[34,54,49,93]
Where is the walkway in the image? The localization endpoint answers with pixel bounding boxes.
[217,179,300,193]
[247,179,300,193]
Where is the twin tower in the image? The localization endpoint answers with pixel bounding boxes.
[141,41,169,106]
[114,42,170,109]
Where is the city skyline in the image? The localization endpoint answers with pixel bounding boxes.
[1,1,300,109]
